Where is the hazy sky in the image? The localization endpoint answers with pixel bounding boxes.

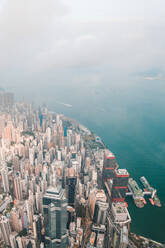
[0,0,165,97]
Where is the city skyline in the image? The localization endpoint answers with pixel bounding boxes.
[0,93,164,248]
[0,1,165,247]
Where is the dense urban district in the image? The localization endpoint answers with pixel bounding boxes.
[0,92,164,248]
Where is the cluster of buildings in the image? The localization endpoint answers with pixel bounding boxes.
[0,91,14,109]
[0,94,164,248]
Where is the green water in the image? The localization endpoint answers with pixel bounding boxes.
[46,78,165,243]
[12,74,165,243]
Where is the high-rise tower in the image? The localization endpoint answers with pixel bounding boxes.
[93,201,108,225]
[1,167,9,193]
[13,174,23,200]
[111,169,129,202]
[66,168,77,207]
[102,150,118,181]
[0,216,11,246]
[43,185,68,248]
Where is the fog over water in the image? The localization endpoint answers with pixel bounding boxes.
[1,0,165,243]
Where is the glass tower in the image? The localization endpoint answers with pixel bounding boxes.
[43,185,68,248]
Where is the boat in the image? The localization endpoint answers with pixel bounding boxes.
[153,195,161,207]
[149,198,155,205]
[140,176,150,188]
[128,178,144,208]
[142,198,147,205]
[134,199,144,208]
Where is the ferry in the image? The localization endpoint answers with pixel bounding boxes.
[128,178,144,208]
[149,198,155,205]
[142,198,147,205]
[134,199,144,208]
[140,176,150,189]
[153,195,161,207]
[140,176,161,207]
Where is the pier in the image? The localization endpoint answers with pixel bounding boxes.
[126,191,152,197]
[126,177,161,207]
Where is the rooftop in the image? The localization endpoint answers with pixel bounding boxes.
[112,202,127,214]
[115,169,129,176]
[105,149,115,159]
[46,185,61,195]
[128,178,143,196]
[44,185,65,200]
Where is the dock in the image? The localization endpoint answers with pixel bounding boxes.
[126,177,161,208]
[126,191,151,197]
[127,178,145,208]
[140,176,161,207]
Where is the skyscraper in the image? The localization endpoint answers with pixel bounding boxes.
[102,150,118,181]
[111,169,129,202]
[0,216,12,246]
[1,167,9,193]
[66,177,77,207]
[43,185,68,248]
[13,174,23,200]
[93,201,108,225]
[66,168,77,207]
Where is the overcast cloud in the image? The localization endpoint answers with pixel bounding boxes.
[0,0,165,96]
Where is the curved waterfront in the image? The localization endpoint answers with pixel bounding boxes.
[48,79,165,243]
[83,119,165,243]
